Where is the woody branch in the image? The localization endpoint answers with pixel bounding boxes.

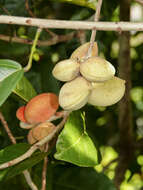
[1,15,143,31]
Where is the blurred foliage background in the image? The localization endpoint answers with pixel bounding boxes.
[0,0,143,190]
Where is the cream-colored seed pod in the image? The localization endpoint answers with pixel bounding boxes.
[59,76,91,110]
[32,122,56,141]
[70,42,98,61]
[52,59,80,82]
[80,57,115,82]
[88,76,125,107]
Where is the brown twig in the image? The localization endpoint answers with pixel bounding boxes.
[23,170,39,190]
[41,144,49,190]
[25,0,57,37]
[0,111,70,170]
[0,32,75,46]
[87,0,103,57]
[0,5,11,15]
[0,111,38,190]
[25,0,35,18]
[0,112,16,144]
[41,156,48,190]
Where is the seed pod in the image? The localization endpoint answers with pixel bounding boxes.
[70,42,98,61]
[59,76,91,110]
[32,122,56,141]
[27,129,37,144]
[52,59,80,82]
[25,93,59,124]
[27,122,56,145]
[16,106,27,123]
[88,76,125,107]
[80,57,115,82]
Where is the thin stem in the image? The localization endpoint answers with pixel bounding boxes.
[0,5,11,15]
[23,170,38,190]
[41,144,49,190]
[24,27,42,72]
[0,111,38,190]
[25,0,57,37]
[41,157,48,190]
[0,32,74,46]
[87,0,103,57]
[25,0,35,18]
[0,112,16,144]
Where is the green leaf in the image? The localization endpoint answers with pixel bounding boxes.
[13,76,37,102]
[51,0,97,10]
[4,152,47,180]
[0,59,24,106]
[0,143,31,181]
[0,143,31,164]
[53,165,116,190]
[54,111,99,167]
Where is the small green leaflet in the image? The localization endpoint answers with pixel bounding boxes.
[0,59,24,106]
[54,111,99,167]
[13,76,37,102]
[50,0,97,10]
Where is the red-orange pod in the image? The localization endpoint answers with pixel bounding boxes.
[16,106,27,123]
[25,93,59,124]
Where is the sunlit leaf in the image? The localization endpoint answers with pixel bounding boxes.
[54,111,99,167]
[0,59,24,106]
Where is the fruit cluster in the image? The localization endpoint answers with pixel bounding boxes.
[52,42,125,111]
[16,93,59,145]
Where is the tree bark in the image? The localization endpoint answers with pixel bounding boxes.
[114,0,134,189]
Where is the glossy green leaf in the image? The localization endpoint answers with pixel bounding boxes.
[0,59,24,106]
[4,152,47,180]
[13,76,37,102]
[54,111,99,167]
[51,0,97,10]
[53,165,116,190]
[0,143,31,164]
